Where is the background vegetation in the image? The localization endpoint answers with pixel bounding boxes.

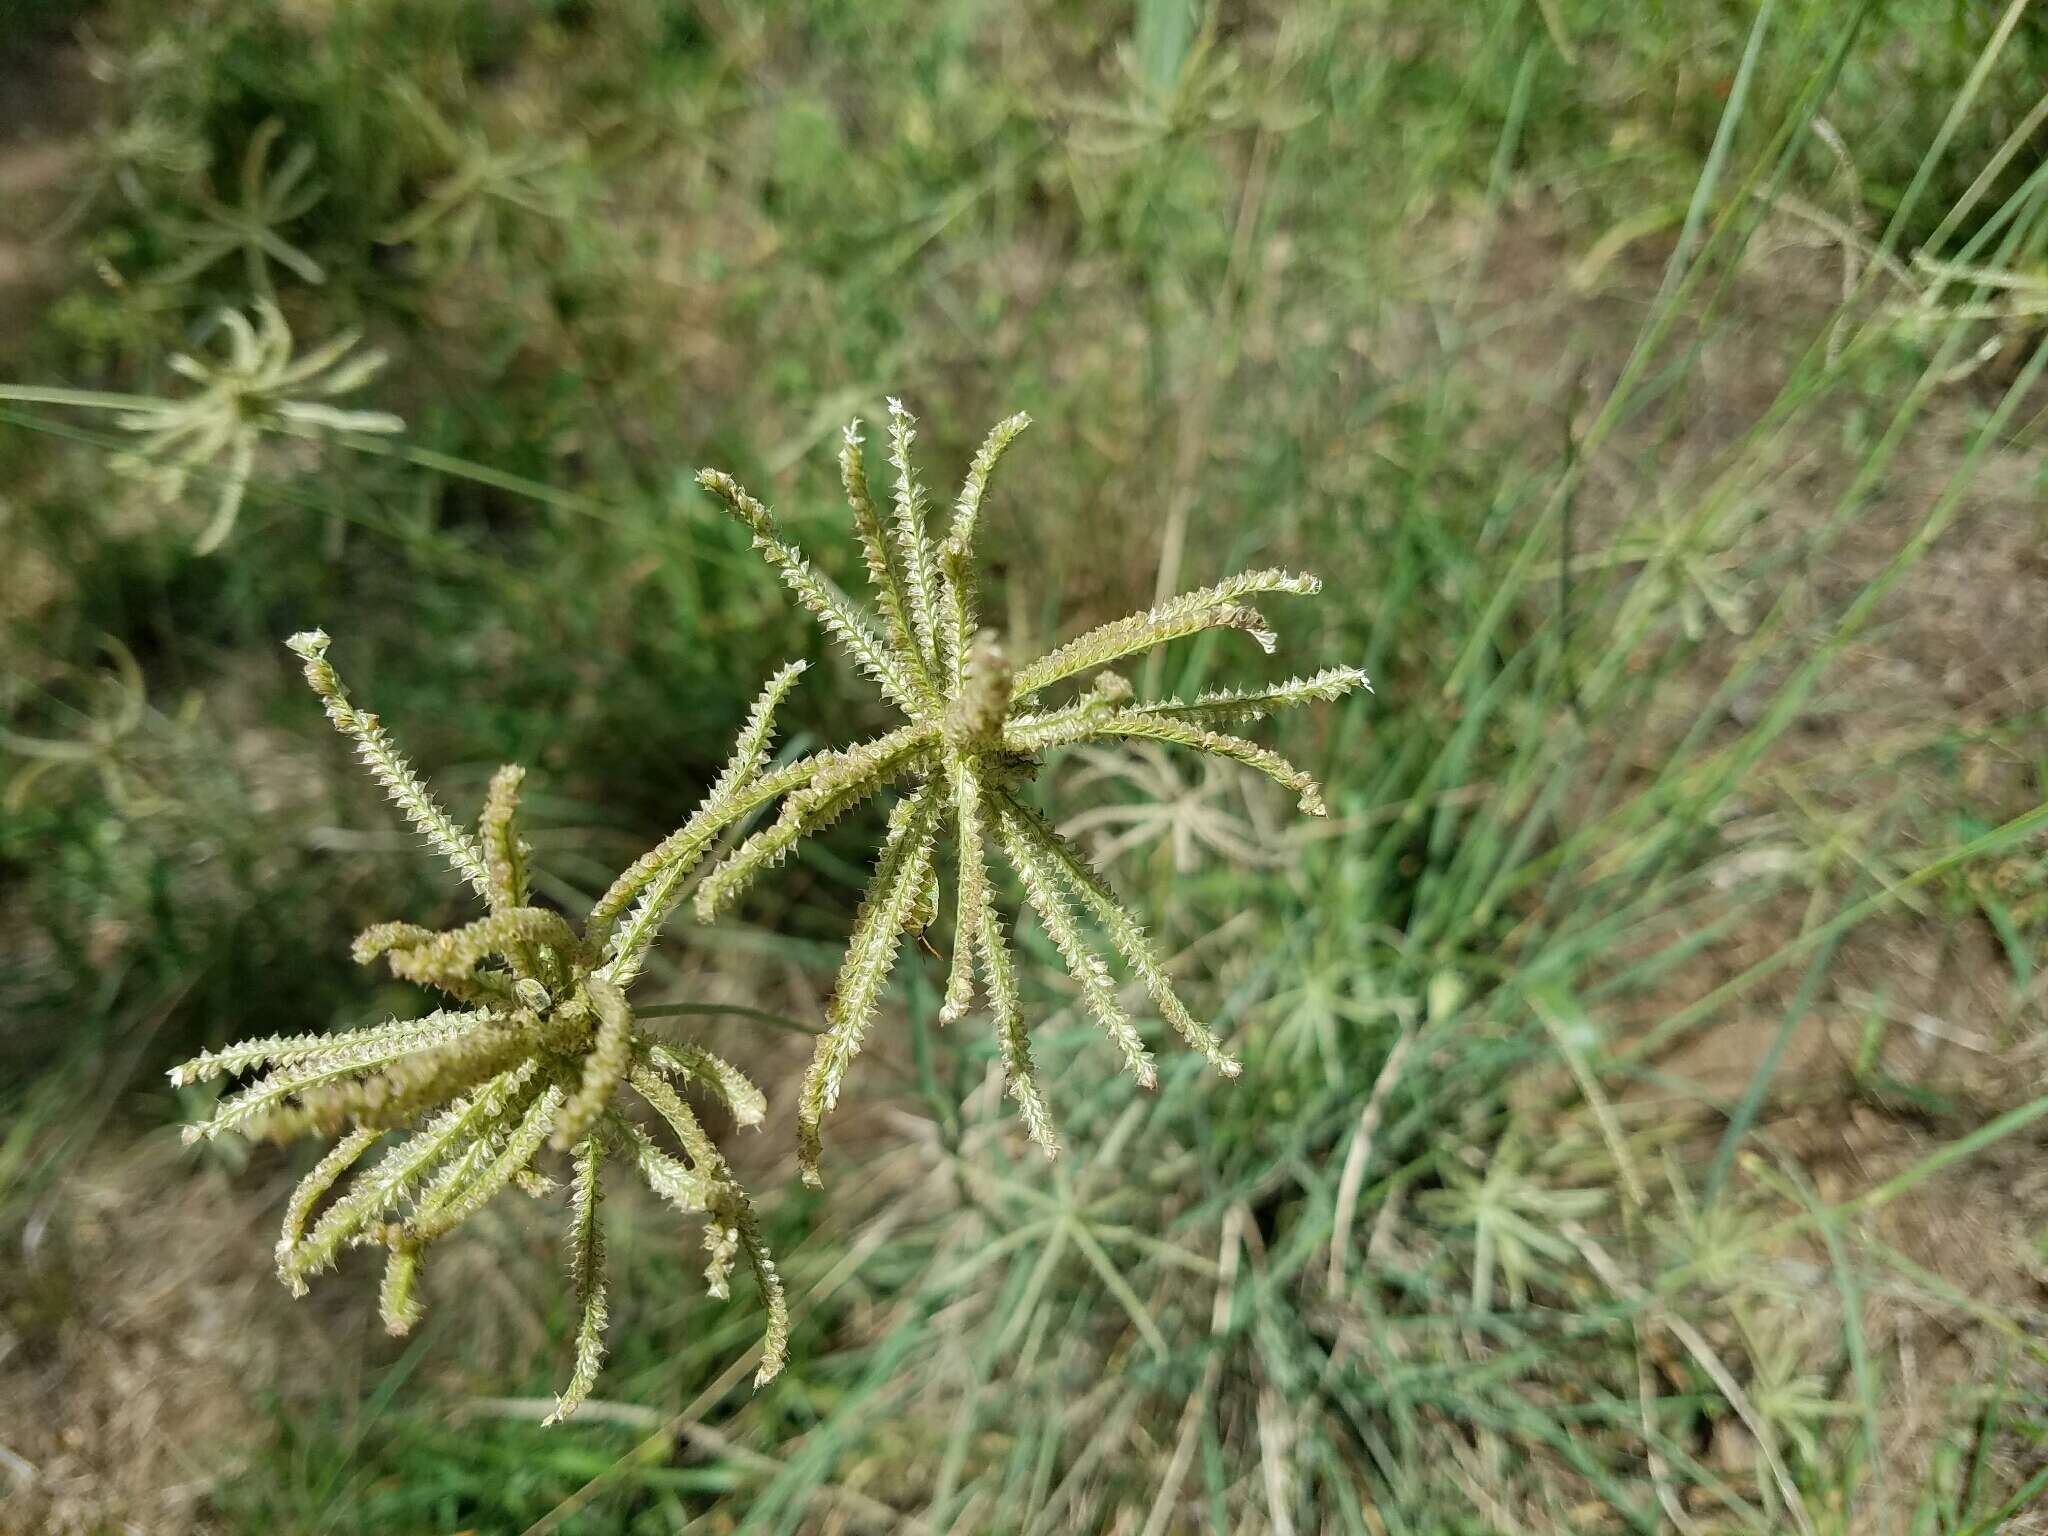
[3,1,2048,1532]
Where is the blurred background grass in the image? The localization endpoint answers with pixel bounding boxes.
[4,1,2048,1532]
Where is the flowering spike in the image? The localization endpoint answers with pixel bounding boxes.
[939,766,993,1026]
[288,630,493,898]
[551,977,631,1151]
[1125,666,1371,727]
[171,1015,465,1089]
[627,1067,787,1378]
[182,1008,508,1143]
[697,469,925,715]
[275,1128,380,1295]
[885,398,944,673]
[694,724,933,922]
[590,659,812,980]
[939,411,1031,679]
[796,786,942,1184]
[1002,793,1239,1075]
[407,1084,563,1244]
[543,1137,609,1426]
[978,904,1058,1156]
[1012,570,1324,698]
[841,421,932,703]
[737,1211,791,1386]
[1086,713,1333,815]
[625,1120,715,1212]
[641,1040,767,1128]
[479,765,531,911]
[997,797,1157,1089]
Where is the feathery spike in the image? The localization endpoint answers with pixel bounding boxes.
[696,470,925,715]
[625,1120,715,1212]
[795,785,942,1185]
[884,398,944,673]
[551,977,632,1151]
[1004,792,1239,1076]
[286,631,493,899]
[172,1016,464,1089]
[736,1206,791,1386]
[543,1137,609,1426]
[939,764,991,1026]
[996,796,1157,1089]
[277,1063,539,1286]
[624,1069,787,1380]
[693,724,934,921]
[1011,571,1323,699]
[407,1083,563,1244]
[841,421,932,700]
[184,1008,512,1143]
[1121,665,1370,727]
[640,1040,768,1128]
[939,411,1030,681]
[479,764,531,912]
[275,1128,380,1295]
[978,902,1058,1156]
[1082,713,1332,815]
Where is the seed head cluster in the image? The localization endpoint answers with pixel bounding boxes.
[173,633,804,1421]
[173,399,1363,1413]
[695,401,1366,1182]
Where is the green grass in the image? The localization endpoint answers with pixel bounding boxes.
[4,1,2048,1532]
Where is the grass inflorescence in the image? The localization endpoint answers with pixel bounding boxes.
[172,632,801,1422]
